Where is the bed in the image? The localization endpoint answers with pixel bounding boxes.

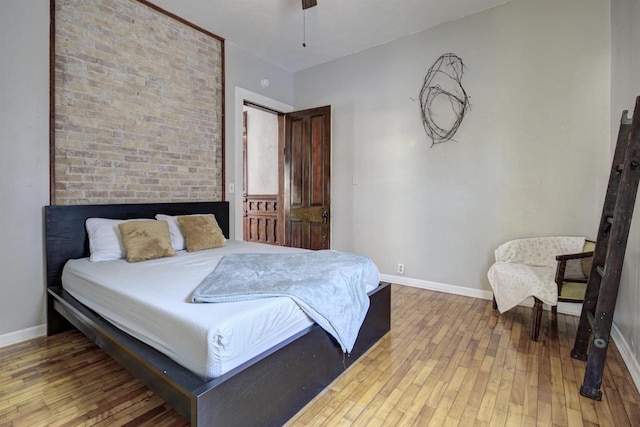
[45,201,391,426]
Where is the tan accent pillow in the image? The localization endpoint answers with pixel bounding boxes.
[118,220,176,263]
[177,214,226,252]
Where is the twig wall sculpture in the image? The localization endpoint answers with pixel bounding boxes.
[419,53,470,146]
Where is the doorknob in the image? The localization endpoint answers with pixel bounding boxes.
[322,210,329,223]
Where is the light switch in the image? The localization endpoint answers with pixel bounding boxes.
[228,183,235,194]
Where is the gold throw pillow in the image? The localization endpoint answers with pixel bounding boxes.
[118,220,176,263]
[177,214,226,252]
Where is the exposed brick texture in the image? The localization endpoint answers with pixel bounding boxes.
[53,0,223,205]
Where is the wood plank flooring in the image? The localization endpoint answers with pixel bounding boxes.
[1,285,639,426]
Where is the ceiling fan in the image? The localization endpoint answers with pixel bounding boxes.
[302,0,317,10]
[301,0,317,47]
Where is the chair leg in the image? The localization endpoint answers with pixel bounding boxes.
[531,298,543,341]
[492,296,497,310]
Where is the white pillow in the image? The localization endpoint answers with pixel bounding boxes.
[155,214,185,251]
[85,218,151,262]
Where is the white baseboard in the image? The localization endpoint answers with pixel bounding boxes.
[380,274,493,300]
[611,322,640,394]
[0,324,46,348]
[381,274,582,316]
[381,273,639,394]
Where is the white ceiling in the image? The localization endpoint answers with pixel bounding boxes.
[150,0,511,73]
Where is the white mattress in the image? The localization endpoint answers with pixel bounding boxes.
[62,240,380,379]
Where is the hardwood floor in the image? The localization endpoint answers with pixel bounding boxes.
[1,285,638,426]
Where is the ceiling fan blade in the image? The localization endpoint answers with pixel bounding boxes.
[302,0,317,10]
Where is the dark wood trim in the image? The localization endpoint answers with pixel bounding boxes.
[221,41,226,202]
[243,100,282,116]
[242,111,248,240]
[278,114,286,245]
[49,0,56,205]
[45,202,390,426]
[242,110,248,195]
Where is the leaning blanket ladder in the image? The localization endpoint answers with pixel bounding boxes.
[571,96,640,400]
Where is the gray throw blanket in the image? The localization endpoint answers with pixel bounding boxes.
[192,250,373,353]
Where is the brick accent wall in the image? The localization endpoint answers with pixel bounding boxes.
[53,0,223,204]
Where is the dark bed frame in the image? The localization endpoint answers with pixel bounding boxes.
[45,201,391,426]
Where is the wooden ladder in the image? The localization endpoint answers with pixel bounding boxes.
[571,96,640,400]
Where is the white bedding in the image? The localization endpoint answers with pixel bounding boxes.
[62,240,380,379]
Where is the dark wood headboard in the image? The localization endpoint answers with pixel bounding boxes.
[44,202,230,289]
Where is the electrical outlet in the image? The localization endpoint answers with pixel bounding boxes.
[397,263,405,275]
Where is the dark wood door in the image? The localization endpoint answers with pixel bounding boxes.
[284,106,331,249]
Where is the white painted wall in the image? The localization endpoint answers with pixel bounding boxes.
[0,0,50,338]
[294,0,610,291]
[611,0,640,388]
[244,106,279,195]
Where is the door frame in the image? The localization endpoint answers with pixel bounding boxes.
[242,102,285,245]
[232,88,292,240]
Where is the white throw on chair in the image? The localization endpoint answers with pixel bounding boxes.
[487,236,590,341]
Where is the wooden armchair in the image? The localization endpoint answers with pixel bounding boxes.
[527,241,595,341]
[488,237,593,341]
[552,240,595,314]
